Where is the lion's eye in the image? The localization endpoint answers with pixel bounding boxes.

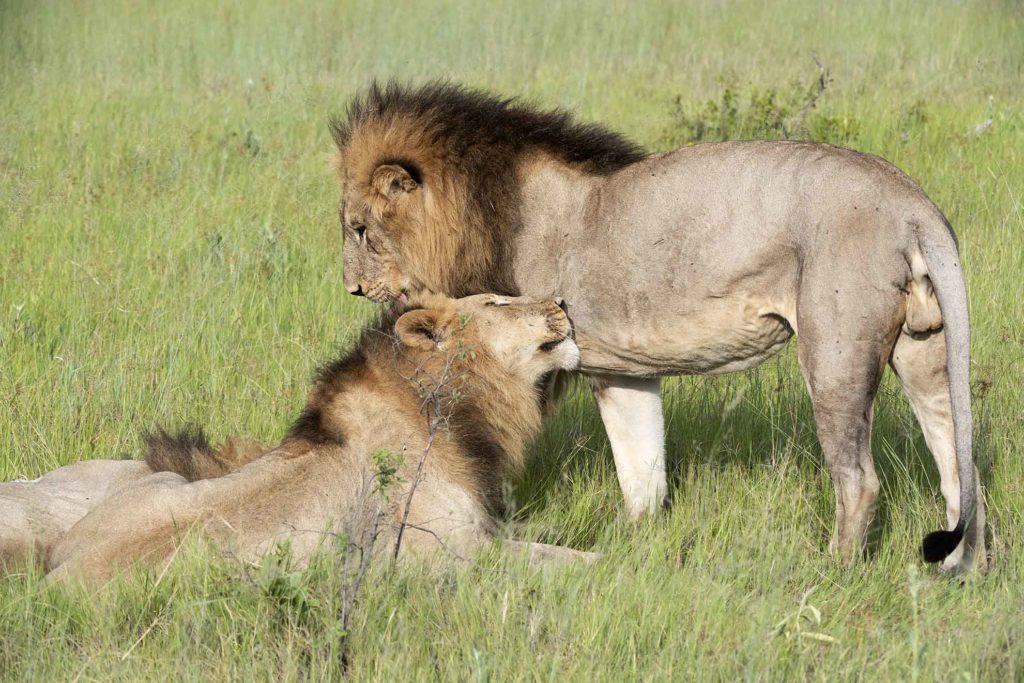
[355,226,366,243]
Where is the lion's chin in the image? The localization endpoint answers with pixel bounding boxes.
[554,339,581,370]
[364,286,405,305]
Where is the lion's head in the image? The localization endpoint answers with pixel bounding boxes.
[333,148,435,303]
[330,81,644,303]
[391,293,579,476]
[394,293,579,387]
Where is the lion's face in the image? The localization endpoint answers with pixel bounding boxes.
[458,294,580,380]
[338,160,430,303]
[336,141,514,303]
[395,294,579,384]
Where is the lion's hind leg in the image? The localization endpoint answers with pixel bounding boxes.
[795,289,901,564]
[890,328,986,573]
[798,341,887,565]
[0,459,153,574]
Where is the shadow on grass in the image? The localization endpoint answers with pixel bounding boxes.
[510,352,996,558]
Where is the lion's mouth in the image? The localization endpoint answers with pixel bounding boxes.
[540,316,574,353]
[367,293,393,305]
[364,284,408,306]
[547,333,581,370]
[385,292,413,317]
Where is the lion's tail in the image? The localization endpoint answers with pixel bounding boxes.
[914,214,978,564]
[144,426,268,482]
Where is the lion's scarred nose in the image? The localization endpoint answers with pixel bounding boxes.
[347,284,365,297]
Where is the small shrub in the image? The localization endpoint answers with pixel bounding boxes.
[661,64,861,147]
[257,544,321,626]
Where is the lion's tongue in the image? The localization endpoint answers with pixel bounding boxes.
[389,293,411,315]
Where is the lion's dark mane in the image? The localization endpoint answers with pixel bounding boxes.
[330,80,646,174]
[331,82,647,297]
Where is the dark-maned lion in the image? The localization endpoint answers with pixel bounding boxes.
[3,294,591,583]
[331,82,985,573]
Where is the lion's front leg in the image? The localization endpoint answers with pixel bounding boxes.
[503,540,600,565]
[590,376,668,519]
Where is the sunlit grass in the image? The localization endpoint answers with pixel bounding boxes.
[1,0,1023,679]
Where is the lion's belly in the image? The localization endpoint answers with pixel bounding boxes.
[573,295,796,377]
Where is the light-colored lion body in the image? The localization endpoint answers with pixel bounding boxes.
[4,294,589,583]
[46,444,485,583]
[0,460,153,573]
[333,83,985,572]
[514,141,929,377]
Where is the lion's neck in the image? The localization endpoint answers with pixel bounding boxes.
[512,155,605,296]
[470,384,543,473]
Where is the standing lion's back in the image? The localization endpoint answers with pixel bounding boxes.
[600,139,938,247]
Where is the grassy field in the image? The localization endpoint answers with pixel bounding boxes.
[2,0,1023,679]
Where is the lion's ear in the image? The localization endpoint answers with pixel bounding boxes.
[395,309,448,350]
[371,163,419,200]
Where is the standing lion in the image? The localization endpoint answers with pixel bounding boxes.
[330,82,985,573]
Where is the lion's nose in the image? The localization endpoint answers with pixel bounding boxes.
[347,284,365,297]
[554,297,567,313]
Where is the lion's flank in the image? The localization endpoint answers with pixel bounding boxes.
[331,81,646,174]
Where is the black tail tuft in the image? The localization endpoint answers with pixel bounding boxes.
[143,425,215,482]
[921,523,965,563]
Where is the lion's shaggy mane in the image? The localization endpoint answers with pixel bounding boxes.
[331,81,648,297]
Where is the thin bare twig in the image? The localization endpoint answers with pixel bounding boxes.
[393,346,460,563]
[335,331,468,671]
[787,54,831,138]
[336,479,385,673]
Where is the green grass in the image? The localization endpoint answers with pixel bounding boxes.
[2,0,1023,679]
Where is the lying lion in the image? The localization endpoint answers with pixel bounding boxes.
[1,294,592,583]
